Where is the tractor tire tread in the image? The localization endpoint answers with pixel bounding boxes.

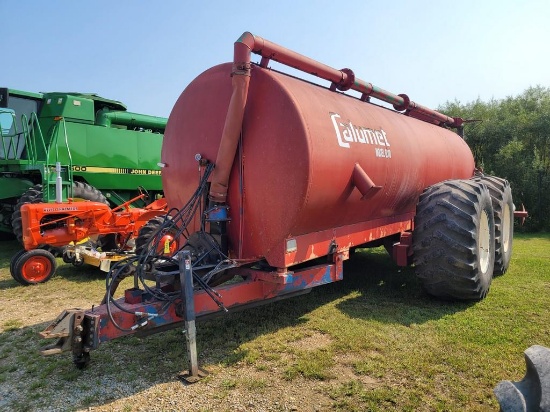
[12,249,57,285]
[413,179,495,301]
[472,175,513,275]
[135,216,170,256]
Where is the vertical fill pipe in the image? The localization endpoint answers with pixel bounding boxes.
[208,36,252,202]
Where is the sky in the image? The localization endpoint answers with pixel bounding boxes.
[2,0,550,118]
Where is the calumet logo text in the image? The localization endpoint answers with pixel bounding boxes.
[330,112,392,158]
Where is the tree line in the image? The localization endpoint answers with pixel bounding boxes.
[438,86,550,232]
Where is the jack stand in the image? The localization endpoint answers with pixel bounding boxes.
[178,250,207,383]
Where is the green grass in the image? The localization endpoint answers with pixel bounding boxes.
[0,233,548,410]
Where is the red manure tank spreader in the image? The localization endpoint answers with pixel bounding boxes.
[40,32,521,375]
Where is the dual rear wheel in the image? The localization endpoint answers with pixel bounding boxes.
[473,176,514,276]
[413,176,513,301]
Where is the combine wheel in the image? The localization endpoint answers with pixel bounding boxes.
[11,182,109,253]
[135,215,179,257]
[413,179,495,301]
[11,249,57,285]
[472,175,514,275]
[11,184,44,245]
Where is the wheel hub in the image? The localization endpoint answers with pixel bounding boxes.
[22,256,52,282]
[479,210,491,274]
[502,203,511,253]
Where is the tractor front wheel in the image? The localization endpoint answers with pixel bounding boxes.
[11,249,57,285]
[9,250,27,284]
[413,179,496,301]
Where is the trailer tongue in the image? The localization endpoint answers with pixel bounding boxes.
[39,31,521,379]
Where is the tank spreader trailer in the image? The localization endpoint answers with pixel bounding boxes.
[39,32,526,378]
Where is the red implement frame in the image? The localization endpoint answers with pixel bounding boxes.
[94,258,343,343]
[40,252,346,379]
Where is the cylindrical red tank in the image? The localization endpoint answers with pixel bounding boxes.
[162,63,474,267]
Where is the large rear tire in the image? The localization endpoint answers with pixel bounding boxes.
[472,175,513,276]
[11,183,43,245]
[413,179,495,301]
[11,182,109,249]
[135,218,234,286]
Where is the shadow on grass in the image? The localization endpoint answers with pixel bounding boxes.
[0,278,22,290]
[53,260,110,283]
[0,246,474,410]
[0,240,21,266]
[0,282,339,410]
[0,264,107,290]
[333,249,473,326]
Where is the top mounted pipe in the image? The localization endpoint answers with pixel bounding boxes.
[208,31,465,203]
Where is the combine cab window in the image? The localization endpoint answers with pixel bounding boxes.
[0,109,14,135]
[9,96,39,133]
[0,96,40,160]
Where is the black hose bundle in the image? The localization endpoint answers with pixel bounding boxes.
[104,162,237,331]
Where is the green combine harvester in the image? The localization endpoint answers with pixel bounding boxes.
[0,87,166,243]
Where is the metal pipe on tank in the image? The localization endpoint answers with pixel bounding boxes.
[353,79,405,107]
[232,31,464,128]
[209,31,349,203]
[405,101,456,125]
[352,163,382,200]
[208,31,466,203]
[208,41,252,203]
[240,32,347,85]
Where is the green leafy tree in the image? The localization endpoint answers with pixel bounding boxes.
[439,86,550,231]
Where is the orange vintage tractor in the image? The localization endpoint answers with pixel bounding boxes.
[10,192,171,285]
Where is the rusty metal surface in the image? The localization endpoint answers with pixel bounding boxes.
[57,261,346,348]
[39,309,85,356]
[162,62,474,267]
